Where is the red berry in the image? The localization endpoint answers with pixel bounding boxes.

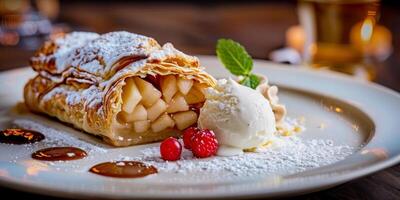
[182,127,200,149]
[160,137,182,161]
[191,130,218,158]
[201,129,215,137]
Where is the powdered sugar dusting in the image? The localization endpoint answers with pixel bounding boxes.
[54,32,99,55]
[7,119,355,181]
[63,32,157,76]
[67,85,103,107]
[125,136,354,179]
[44,31,200,78]
[54,32,100,72]
[41,84,103,113]
[12,119,108,154]
[39,31,199,110]
[147,43,198,63]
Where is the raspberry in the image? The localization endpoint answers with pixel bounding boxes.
[182,127,200,149]
[201,129,215,137]
[191,129,218,158]
[160,137,182,161]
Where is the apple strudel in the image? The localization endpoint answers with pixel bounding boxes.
[24,31,216,146]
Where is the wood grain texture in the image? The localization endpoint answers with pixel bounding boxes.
[0,2,399,199]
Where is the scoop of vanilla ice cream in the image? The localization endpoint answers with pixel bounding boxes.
[198,78,276,150]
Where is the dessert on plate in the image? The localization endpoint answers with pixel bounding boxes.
[24,31,216,146]
[23,31,287,154]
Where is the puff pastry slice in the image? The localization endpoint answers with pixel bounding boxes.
[24,31,216,146]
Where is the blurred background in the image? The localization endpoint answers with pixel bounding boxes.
[0,0,399,90]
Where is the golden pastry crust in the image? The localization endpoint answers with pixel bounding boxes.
[24,31,216,146]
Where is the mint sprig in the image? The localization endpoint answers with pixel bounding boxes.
[240,74,260,89]
[216,39,260,89]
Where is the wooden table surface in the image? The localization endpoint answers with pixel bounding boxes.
[0,1,400,199]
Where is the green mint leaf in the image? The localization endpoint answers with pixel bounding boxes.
[216,39,253,76]
[239,76,251,88]
[240,74,260,89]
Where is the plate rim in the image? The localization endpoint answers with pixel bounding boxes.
[0,56,399,199]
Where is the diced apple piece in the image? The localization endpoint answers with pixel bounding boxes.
[177,78,193,95]
[134,77,162,107]
[121,78,142,113]
[160,75,177,103]
[166,93,189,113]
[147,99,167,121]
[184,87,205,104]
[119,104,147,122]
[172,111,198,130]
[116,112,128,124]
[134,120,150,133]
[131,104,148,121]
[194,83,208,92]
[151,114,175,132]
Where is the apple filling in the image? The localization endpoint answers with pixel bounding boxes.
[117,75,206,135]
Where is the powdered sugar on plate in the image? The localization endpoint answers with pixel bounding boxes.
[12,119,108,154]
[8,118,355,181]
[120,136,355,179]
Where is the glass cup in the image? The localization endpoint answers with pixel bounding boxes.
[298,0,381,80]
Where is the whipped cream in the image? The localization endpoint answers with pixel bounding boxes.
[198,79,276,156]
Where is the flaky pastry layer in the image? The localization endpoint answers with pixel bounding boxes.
[24,31,216,146]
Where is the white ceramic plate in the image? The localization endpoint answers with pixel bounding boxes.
[0,55,399,199]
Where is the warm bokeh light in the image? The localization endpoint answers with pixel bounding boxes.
[334,107,343,113]
[361,18,374,43]
[350,19,392,60]
[286,25,305,53]
[286,21,393,62]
